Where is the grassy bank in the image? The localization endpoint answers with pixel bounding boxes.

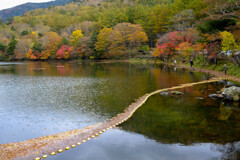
[193,57,240,77]
[127,57,240,78]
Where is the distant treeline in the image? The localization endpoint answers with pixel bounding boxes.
[0,0,239,64]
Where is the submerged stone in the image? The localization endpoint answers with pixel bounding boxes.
[226,81,235,87]
[160,92,169,96]
[171,91,184,95]
[208,94,218,99]
[195,97,204,100]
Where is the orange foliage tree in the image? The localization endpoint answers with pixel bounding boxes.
[176,42,194,57]
[26,43,43,60]
[26,49,41,60]
[41,32,62,59]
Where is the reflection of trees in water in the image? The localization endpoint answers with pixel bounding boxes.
[212,142,240,160]
[121,83,240,146]
[219,103,233,121]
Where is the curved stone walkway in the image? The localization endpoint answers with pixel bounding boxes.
[0,78,225,160]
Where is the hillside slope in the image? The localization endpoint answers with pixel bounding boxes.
[0,0,73,21]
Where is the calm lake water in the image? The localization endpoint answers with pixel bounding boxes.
[0,62,239,160]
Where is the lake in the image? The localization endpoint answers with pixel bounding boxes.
[0,62,239,160]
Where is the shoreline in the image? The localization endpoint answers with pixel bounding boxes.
[114,59,240,83]
[1,59,240,82]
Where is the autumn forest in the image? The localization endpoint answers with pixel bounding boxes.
[1,1,240,159]
[0,0,239,70]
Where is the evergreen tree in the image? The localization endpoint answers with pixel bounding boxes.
[0,43,6,52]
[62,36,69,45]
[7,36,18,56]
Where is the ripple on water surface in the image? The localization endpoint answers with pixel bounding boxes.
[47,81,240,160]
[0,62,207,144]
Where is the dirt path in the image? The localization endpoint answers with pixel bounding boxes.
[0,79,220,160]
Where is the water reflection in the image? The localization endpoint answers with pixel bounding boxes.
[47,129,223,160]
[0,62,207,144]
[1,62,240,159]
[47,81,240,160]
[121,82,240,144]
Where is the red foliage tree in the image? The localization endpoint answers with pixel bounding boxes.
[56,45,74,59]
[153,31,196,60]
[77,37,93,59]
[153,31,180,60]
[77,44,93,59]
[205,41,221,65]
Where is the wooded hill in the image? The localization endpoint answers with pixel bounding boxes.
[0,0,239,69]
[0,0,75,21]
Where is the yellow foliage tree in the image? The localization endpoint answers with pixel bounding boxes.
[31,31,39,42]
[95,27,113,58]
[70,30,83,47]
[108,23,148,57]
[128,30,148,49]
[220,31,239,54]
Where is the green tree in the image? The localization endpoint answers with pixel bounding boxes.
[6,17,13,25]
[197,19,236,34]
[98,5,128,28]
[62,36,69,45]
[144,4,170,47]
[32,43,43,52]
[20,30,29,36]
[7,36,18,56]
[10,26,16,31]
[170,0,206,19]
[0,43,6,52]
[0,18,4,25]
